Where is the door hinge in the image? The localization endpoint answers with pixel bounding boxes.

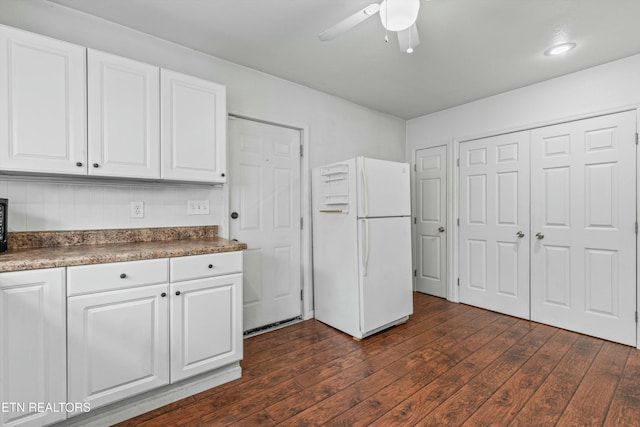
[457,158,460,167]
[300,144,303,157]
[300,217,303,229]
[414,217,417,224]
[457,278,460,287]
[300,289,303,301]
[635,132,638,145]
[636,311,638,323]
[457,218,460,226]
[635,222,638,234]
[414,269,417,277]
[414,163,416,172]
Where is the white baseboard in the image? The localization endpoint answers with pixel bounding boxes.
[54,363,241,427]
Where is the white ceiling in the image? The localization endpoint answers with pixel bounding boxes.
[49,0,640,120]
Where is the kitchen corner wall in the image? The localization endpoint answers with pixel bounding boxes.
[0,0,406,233]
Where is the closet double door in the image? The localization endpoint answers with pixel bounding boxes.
[459,110,637,346]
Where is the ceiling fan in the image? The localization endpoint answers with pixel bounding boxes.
[318,0,422,53]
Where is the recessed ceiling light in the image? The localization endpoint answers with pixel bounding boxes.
[545,42,577,56]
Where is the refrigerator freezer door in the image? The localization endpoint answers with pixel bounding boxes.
[357,157,411,218]
[358,216,413,334]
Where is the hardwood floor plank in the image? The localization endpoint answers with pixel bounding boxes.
[557,340,631,426]
[114,294,639,427]
[509,334,604,426]
[605,350,640,426]
[413,323,558,426]
[462,328,578,426]
[276,369,399,426]
[327,314,521,426]
[365,318,535,426]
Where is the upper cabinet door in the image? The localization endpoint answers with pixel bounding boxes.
[88,49,160,179]
[161,69,227,183]
[0,25,87,174]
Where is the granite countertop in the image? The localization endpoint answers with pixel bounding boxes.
[0,226,247,273]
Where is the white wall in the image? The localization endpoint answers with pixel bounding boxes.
[0,0,406,232]
[407,53,640,150]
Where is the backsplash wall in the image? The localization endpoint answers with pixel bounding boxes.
[0,179,224,232]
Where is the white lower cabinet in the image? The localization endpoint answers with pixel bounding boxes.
[66,252,243,415]
[67,283,170,412]
[0,268,67,427]
[170,273,243,382]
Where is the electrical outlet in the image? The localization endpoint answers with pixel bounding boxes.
[130,201,144,218]
[187,200,210,215]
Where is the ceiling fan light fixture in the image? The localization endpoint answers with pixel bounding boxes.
[379,0,420,32]
[545,42,576,56]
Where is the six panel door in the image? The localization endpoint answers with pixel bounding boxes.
[415,146,447,297]
[459,131,531,319]
[228,118,302,331]
[530,110,637,346]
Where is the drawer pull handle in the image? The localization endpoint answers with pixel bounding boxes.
[161,292,166,297]
[175,291,181,296]
[120,273,127,279]
[208,264,213,269]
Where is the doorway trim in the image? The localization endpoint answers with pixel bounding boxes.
[226,110,313,321]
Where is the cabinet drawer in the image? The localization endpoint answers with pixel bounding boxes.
[67,258,169,296]
[170,251,242,282]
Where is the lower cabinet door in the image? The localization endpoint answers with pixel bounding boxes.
[170,273,243,382]
[67,284,170,412]
[0,268,66,427]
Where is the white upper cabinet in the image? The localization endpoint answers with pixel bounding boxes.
[0,25,87,175]
[161,69,227,183]
[87,49,160,179]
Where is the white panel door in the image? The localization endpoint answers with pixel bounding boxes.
[0,25,87,175]
[357,157,411,218]
[359,216,413,334]
[459,131,530,318]
[415,146,447,297]
[161,69,226,183]
[88,49,160,178]
[0,268,66,427]
[229,118,302,331]
[530,111,637,346]
[170,274,242,382]
[67,284,169,411]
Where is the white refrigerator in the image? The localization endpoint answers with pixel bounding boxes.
[312,157,413,339]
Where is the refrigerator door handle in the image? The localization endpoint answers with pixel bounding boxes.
[361,163,369,217]
[362,218,370,276]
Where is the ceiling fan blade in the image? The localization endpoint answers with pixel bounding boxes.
[318,3,380,41]
[397,24,420,53]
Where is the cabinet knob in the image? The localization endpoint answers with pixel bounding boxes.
[231,212,239,219]
[175,291,181,296]
[536,232,545,240]
[93,163,99,168]
[76,162,83,167]
[221,173,225,177]
[120,273,127,279]
[161,292,166,297]
[208,264,213,269]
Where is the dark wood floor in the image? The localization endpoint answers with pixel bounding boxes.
[116,293,640,426]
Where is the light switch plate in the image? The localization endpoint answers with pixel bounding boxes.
[187,200,210,215]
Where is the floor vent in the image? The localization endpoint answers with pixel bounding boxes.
[243,316,303,338]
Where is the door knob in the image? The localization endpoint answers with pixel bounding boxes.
[438,226,445,233]
[536,232,544,240]
[230,212,239,219]
[516,231,525,238]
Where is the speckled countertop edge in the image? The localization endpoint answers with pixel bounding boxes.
[0,227,247,273]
